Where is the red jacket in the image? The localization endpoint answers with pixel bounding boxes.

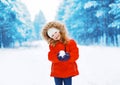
[48,39,79,78]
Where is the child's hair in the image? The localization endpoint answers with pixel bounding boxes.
[42,21,70,46]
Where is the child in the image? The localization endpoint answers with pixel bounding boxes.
[42,21,79,85]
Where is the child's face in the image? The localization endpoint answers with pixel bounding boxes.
[51,31,61,41]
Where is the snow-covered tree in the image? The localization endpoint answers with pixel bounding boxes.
[56,0,83,43]
[0,0,35,48]
[56,0,119,47]
[33,11,46,40]
[108,0,120,46]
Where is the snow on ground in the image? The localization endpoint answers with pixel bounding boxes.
[0,40,120,85]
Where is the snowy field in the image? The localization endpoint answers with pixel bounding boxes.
[0,40,120,85]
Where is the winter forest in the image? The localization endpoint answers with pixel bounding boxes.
[0,0,120,48]
[0,0,120,85]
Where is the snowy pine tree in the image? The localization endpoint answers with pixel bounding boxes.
[0,0,35,48]
[108,0,120,46]
[33,11,46,40]
[56,0,119,47]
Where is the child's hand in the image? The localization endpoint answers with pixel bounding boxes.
[63,52,70,61]
[57,50,70,61]
[57,50,66,60]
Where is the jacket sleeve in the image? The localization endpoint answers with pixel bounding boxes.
[68,40,79,62]
[48,45,60,63]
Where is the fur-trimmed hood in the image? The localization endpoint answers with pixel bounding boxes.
[42,21,68,44]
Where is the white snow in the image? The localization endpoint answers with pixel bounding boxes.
[0,40,120,85]
[84,1,98,9]
[95,10,104,17]
[59,50,66,58]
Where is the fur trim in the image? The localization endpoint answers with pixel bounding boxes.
[42,21,69,45]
